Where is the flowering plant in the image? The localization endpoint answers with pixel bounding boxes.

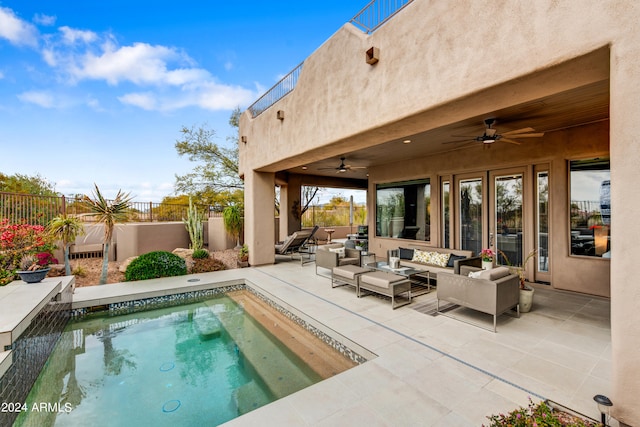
[484,397,597,427]
[0,219,56,285]
[481,248,495,262]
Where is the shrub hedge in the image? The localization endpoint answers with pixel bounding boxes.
[125,251,187,281]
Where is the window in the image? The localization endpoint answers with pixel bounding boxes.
[442,180,450,248]
[376,179,430,241]
[570,158,611,258]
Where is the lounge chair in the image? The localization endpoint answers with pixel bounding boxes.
[275,230,312,258]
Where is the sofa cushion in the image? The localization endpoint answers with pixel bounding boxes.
[471,266,511,280]
[447,254,467,268]
[412,249,432,264]
[399,247,414,260]
[430,252,451,267]
[329,247,345,258]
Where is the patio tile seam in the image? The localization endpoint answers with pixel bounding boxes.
[254,267,547,402]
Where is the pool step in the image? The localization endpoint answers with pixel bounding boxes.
[205,298,319,399]
[192,312,222,340]
[234,380,271,415]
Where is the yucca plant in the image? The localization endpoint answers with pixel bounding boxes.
[81,184,133,284]
[223,204,243,249]
[47,214,85,276]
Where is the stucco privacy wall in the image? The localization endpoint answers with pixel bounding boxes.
[239,1,640,423]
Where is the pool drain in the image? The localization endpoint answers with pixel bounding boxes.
[160,362,175,372]
[162,400,181,413]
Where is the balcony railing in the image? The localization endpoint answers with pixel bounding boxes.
[247,62,303,118]
[246,0,413,118]
[350,0,414,34]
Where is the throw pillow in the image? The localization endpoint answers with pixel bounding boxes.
[329,247,345,258]
[399,247,414,260]
[447,254,466,268]
[431,252,451,267]
[476,266,510,280]
[412,249,431,264]
[469,270,483,278]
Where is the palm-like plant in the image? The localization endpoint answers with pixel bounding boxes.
[223,205,243,249]
[47,214,85,276]
[82,184,133,284]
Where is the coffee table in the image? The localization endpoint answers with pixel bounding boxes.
[364,261,433,295]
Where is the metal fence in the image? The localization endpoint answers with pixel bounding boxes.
[0,192,222,226]
[301,204,368,227]
[350,0,414,33]
[247,62,303,118]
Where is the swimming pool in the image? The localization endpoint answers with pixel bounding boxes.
[14,290,357,426]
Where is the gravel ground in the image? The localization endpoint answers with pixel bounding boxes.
[68,249,240,287]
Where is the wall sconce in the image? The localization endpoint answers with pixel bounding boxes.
[593,395,612,426]
[241,136,247,144]
[366,46,379,65]
[277,110,285,120]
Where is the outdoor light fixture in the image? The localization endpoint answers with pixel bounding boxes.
[277,110,285,120]
[241,136,247,144]
[403,139,411,144]
[593,394,612,426]
[366,46,379,65]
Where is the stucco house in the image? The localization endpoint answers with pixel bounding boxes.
[239,1,639,424]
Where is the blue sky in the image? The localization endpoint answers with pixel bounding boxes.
[0,1,366,202]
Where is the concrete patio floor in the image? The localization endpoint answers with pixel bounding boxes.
[218,260,614,426]
[62,259,615,425]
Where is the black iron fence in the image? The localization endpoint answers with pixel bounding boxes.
[0,192,222,226]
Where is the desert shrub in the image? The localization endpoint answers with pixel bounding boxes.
[72,265,87,277]
[191,257,226,274]
[125,251,187,281]
[192,248,209,259]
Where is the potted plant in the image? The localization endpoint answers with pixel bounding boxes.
[485,397,599,426]
[481,248,495,270]
[17,253,57,283]
[498,249,538,313]
[0,219,55,285]
[237,244,249,267]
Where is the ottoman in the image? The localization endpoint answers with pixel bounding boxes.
[331,265,369,289]
[358,271,412,309]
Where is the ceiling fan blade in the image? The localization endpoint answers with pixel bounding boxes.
[503,132,544,138]
[502,127,535,135]
[346,166,367,169]
[499,138,522,145]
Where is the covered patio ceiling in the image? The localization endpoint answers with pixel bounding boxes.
[285,78,609,181]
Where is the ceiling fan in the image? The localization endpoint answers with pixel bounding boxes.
[446,118,544,146]
[318,157,367,173]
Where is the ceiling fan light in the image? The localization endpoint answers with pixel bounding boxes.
[483,137,495,144]
[339,168,347,173]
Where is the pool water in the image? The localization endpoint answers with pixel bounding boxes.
[15,292,327,426]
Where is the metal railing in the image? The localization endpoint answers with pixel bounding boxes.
[0,191,223,225]
[246,0,413,118]
[247,62,303,118]
[350,0,414,34]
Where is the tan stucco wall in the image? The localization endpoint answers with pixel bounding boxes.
[116,222,191,261]
[239,1,640,422]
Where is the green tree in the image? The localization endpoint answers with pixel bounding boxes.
[82,184,133,284]
[47,214,85,276]
[0,172,59,195]
[174,109,243,203]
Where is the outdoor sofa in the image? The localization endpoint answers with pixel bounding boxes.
[388,245,480,282]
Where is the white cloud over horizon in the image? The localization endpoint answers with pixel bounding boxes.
[3,5,256,113]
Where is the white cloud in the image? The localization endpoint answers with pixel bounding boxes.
[33,13,56,26]
[0,7,39,47]
[117,92,157,110]
[17,90,55,108]
[59,26,97,45]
